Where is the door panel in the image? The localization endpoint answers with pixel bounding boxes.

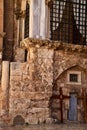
[68,93,77,121]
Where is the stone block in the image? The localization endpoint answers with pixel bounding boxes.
[38,48,54,59]
[10,62,23,76]
[28,118,38,124]
[45,118,54,124]
[15,48,25,62]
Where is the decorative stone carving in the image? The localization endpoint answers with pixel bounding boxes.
[20,38,87,55]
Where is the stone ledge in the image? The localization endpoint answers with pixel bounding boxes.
[20,38,87,54]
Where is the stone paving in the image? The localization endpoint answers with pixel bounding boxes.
[0,124,87,130]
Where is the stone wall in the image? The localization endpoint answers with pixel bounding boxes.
[1,38,87,124]
[20,38,87,123]
[9,47,54,124]
[52,50,87,122]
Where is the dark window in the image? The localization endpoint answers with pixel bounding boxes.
[70,74,78,82]
[24,1,29,38]
[50,0,87,45]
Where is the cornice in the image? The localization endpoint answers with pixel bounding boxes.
[20,38,87,55]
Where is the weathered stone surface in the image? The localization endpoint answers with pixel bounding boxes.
[1,36,87,125]
[14,48,25,62]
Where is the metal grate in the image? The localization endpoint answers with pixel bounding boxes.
[24,1,29,38]
[50,0,87,45]
[70,74,78,82]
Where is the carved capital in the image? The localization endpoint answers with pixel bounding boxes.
[45,0,54,5]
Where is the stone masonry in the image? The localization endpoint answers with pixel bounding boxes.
[1,0,87,126]
[0,38,87,125]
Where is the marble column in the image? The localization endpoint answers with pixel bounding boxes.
[40,0,46,39]
[29,0,46,39]
[1,61,10,114]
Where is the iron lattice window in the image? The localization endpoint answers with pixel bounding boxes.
[50,0,87,45]
[70,74,78,82]
[24,1,29,38]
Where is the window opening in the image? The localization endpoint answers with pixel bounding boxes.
[70,74,78,82]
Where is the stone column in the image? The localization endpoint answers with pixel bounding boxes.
[1,61,10,114]
[29,0,46,39]
[45,3,50,39]
[40,0,46,39]
[21,0,26,40]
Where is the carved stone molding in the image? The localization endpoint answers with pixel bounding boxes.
[20,38,87,55]
[45,0,54,5]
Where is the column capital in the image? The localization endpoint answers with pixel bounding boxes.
[45,0,54,5]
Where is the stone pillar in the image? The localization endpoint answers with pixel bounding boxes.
[3,0,14,61]
[1,61,10,114]
[14,0,26,62]
[40,0,46,39]
[21,0,26,40]
[29,0,46,39]
[45,3,50,39]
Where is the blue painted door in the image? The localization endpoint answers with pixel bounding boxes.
[68,93,77,121]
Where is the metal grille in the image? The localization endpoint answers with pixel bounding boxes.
[50,0,87,45]
[24,1,29,38]
[70,74,78,82]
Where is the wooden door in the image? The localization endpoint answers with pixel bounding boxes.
[68,93,77,121]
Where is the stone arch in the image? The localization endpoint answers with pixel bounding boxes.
[13,115,25,125]
[55,64,87,87]
[55,58,87,81]
[50,64,87,122]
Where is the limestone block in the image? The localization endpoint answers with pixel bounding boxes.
[15,48,25,62]
[10,62,22,76]
[29,47,38,60]
[38,48,54,59]
[10,81,23,91]
[45,118,54,124]
[1,61,10,114]
[30,100,49,108]
[28,118,38,124]
[10,75,22,81]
